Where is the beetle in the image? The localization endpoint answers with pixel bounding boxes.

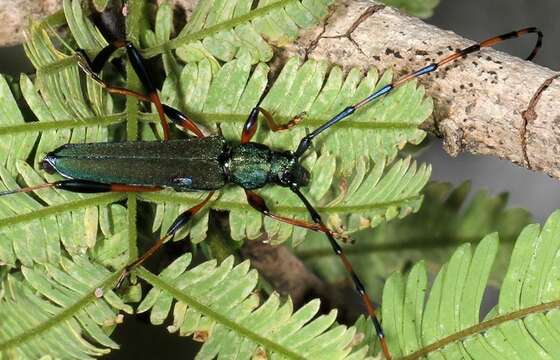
[0,25,542,359]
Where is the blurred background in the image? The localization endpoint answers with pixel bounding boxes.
[0,0,558,358]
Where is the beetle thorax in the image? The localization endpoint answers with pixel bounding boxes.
[226,143,309,190]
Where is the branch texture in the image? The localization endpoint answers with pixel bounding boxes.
[0,0,61,46]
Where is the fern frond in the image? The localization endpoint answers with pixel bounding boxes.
[296,182,532,297]
[0,257,130,359]
[140,0,334,62]
[135,253,370,359]
[0,0,436,358]
[382,210,560,359]
[0,170,126,267]
[0,0,432,259]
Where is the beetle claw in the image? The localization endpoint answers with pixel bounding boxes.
[115,268,131,289]
[75,50,105,87]
[293,111,307,124]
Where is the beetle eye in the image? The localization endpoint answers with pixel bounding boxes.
[280,172,292,185]
[41,156,56,174]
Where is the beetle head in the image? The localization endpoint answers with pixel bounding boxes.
[272,152,310,188]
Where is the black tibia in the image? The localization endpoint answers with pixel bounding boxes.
[75,40,172,139]
[163,105,205,138]
[123,42,157,93]
[54,179,112,193]
[53,180,161,193]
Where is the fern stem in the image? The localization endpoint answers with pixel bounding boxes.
[0,114,125,136]
[0,109,419,137]
[136,267,306,360]
[138,112,420,130]
[142,0,298,58]
[127,194,138,261]
[124,1,144,261]
[37,57,78,76]
[0,194,125,229]
[139,192,422,214]
[401,298,560,360]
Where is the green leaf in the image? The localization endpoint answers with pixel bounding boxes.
[0,1,433,357]
[0,0,433,267]
[382,0,440,19]
[382,210,560,359]
[0,257,130,359]
[297,181,532,298]
[136,254,369,359]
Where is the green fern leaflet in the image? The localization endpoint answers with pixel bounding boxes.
[383,210,560,359]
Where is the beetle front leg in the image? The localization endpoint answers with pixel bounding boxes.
[245,190,333,235]
[241,107,306,143]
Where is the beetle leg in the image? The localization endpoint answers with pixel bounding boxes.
[245,190,328,234]
[245,188,391,358]
[74,57,205,139]
[162,105,205,138]
[241,107,306,144]
[52,179,162,193]
[288,186,391,359]
[123,42,170,140]
[1,180,160,196]
[75,41,171,140]
[116,192,214,288]
[294,27,543,158]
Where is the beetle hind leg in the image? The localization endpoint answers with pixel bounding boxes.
[116,192,214,288]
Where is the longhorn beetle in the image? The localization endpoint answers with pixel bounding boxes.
[0,18,542,358]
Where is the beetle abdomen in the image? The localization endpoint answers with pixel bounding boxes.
[44,137,228,191]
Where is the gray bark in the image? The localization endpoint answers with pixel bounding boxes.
[0,0,61,46]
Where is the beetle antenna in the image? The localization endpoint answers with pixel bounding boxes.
[293,27,542,158]
[0,182,56,197]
